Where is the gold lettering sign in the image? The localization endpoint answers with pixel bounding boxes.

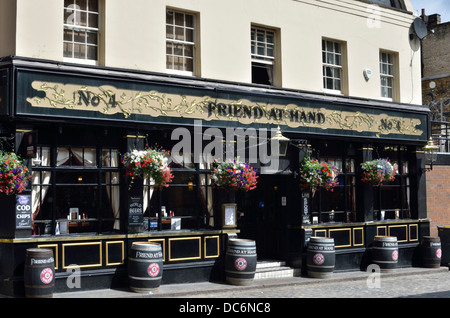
[27,81,423,137]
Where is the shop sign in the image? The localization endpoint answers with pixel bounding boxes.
[16,194,32,229]
[128,196,143,226]
[19,71,428,141]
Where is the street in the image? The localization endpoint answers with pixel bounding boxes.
[176,269,450,298]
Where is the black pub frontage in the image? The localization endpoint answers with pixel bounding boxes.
[0,56,431,296]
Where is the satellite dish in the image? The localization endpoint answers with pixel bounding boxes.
[412,17,428,40]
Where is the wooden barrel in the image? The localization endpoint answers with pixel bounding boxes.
[128,242,163,292]
[306,237,335,278]
[421,236,441,268]
[24,248,55,298]
[372,236,398,271]
[225,239,257,285]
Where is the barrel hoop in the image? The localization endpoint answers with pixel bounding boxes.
[372,260,397,263]
[306,264,335,269]
[128,257,162,262]
[225,252,257,258]
[128,275,161,281]
[225,269,256,275]
[24,283,55,289]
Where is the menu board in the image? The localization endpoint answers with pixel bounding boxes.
[16,195,32,229]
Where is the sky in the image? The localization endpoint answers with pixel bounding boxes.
[410,0,450,23]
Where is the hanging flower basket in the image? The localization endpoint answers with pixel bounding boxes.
[360,159,398,185]
[211,159,258,192]
[0,151,31,195]
[299,156,339,192]
[121,147,174,189]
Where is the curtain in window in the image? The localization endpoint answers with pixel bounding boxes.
[104,150,120,230]
[32,148,51,218]
[199,154,214,227]
[56,147,96,166]
[143,177,154,217]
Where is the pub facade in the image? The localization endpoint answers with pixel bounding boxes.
[0,0,431,296]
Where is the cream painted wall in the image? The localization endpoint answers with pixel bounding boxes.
[2,0,422,104]
[15,0,63,60]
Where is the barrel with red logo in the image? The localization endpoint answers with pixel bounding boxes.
[306,237,335,278]
[225,239,257,285]
[128,242,163,292]
[371,236,398,271]
[24,248,55,298]
[421,236,441,268]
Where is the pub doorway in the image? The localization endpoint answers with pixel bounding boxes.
[238,173,295,261]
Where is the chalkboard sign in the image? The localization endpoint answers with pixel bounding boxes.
[128,195,143,226]
[16,195,32,229]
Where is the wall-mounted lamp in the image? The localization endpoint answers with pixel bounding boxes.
[271,126,290,156]
[422,137,439,171]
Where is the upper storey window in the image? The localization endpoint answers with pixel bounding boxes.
[166,10,196,76]
[322,39,344,93]
[63,0,99,65]
[251,27,276,86]
[380,51,397,100]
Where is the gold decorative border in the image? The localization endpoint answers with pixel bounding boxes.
[148,238,166,261]
[314,229,327,237]
[37,244,59,270]
[388,224,408,243]
[168,237,201,261]
[329,228,352,248]
[105,241,124,266]
[62,242,102,269]
[376,226,387,236]
[352,227,365,247]
[409,224,419,242]
[204,236,220,259]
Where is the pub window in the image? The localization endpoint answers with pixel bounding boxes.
[373,146,410,220]
[251,26,277,86]
[310,156,356,223]
[63,0,99,65]
[166,9,196,75]
[31,146,120,235]
[143,153,213,231]
[322,39,346,93]
[380,51,397,100]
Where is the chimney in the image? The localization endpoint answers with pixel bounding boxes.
[420,8,441,28]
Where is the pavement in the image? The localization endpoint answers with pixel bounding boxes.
[52,266,450,298]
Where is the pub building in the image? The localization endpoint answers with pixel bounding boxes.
[0,0,433,296]
[0,55,431,296]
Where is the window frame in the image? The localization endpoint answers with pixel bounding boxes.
[63,0,100,65]
[31,145,121,236]
[165,9,197,76]
[310,155,356,223]
[380,51,397,101]
[251,25,279,86]
[322,39,346,94]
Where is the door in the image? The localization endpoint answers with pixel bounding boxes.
[239,174,292,260]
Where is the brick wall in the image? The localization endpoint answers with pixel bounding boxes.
[421,22,450,78]
[426,165,450,236]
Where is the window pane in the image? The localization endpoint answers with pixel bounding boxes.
[87,45,97,60]
[175,12,184,26]
[186,28,194,42]
[166,25,174,39]
[87,31,97,44]
[88,0,98,12]
[89,13,98,28]
[166,10,174,24]
[185,14,194,27]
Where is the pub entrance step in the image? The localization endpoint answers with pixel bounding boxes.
[254,260,300,279]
